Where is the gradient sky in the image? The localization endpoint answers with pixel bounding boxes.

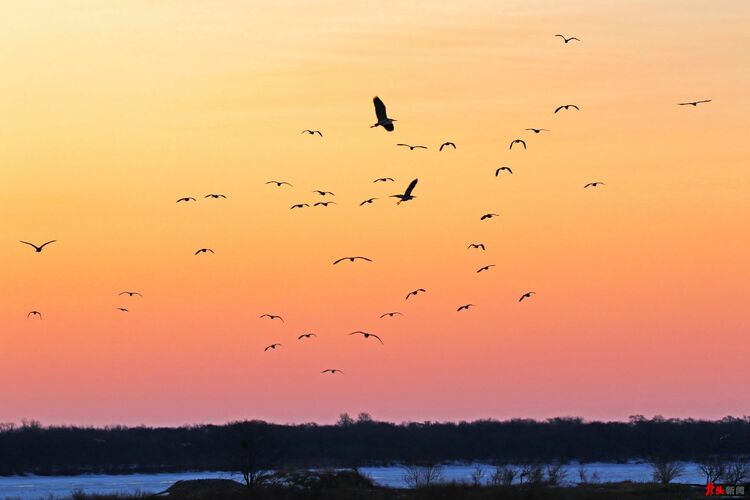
[1,0,748,426]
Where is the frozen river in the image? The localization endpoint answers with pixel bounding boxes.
[0,462,708,499]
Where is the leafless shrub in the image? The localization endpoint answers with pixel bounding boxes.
[649,458,684,484]
[545,462,568,486]
[489,464,517,486]
[724,459,750,484]
[698,458,725,484]
[470,465,485,486]
[402,463,443,488]
[519,463,545,485]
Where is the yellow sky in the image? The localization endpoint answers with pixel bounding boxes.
[1,0,748,425]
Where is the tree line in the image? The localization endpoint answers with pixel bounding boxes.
[0,415,748,476]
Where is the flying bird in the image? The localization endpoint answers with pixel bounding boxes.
[20,240,56,253]
[405,288,426,300]
[519,291,536,302]
[313,190,335,196]
[397,144,427,150]
[374,177,394,183]
[321,369,344,374]
[477,264,496,273]
[264,343,282,351]
[584,182,605,188]
[439,142,456,151]
[480,213,499,220]
[116,308,129,312]
[301,129,323,136]
[27,310,42,319]
[525,128,549,133]
[468,243,486,250]
[194,248,214,255]
[298,333,317,340]
[380,311,403,318]
[291,203,310,209]
[555,34,580,43]
[260,314,283,322]
[349,331,384,344]
[333,256,372,265]
[371,96,396,131]
[204,194,226,199]
[391,178,418,204]
[360,198,378,206]
[509,139,526,150]
[554,104,579,113]
[314,201,336,207]
[495,167,513,176]
[119,291,142,297]
[266,181,293,187]
[176,197,196,203]
[678,99,711,106]
[457,304,475,312]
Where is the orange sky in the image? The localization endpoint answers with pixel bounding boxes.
[1,0,748,426]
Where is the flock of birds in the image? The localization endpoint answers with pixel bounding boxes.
[19,33,713,376]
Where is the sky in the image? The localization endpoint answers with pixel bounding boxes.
[1,0,748,426]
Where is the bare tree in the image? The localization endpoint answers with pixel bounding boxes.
[489,464,517,486]
[402,463,443,488]
[545,462,568,486]
[649,458,684,485]
[237,440,271,488]
[470,465,485,486]
[698,458,725,484]
[724,459,750,484]
[519,463,545,485]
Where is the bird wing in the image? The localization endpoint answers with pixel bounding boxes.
[403,178,418,197]
[396,144,410,147]
[570,105,579,110]
[355,256,372,262]
[316,131,323,136]
[19,241,39,249]
[520,140,526,148]
[333,258,345,265]
[570,37,580,41]
[373,96,387,121]
[372,335,384,344]
[555,34,565,38]
[554,105,564,113]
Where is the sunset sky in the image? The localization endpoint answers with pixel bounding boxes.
[1,0,748,426]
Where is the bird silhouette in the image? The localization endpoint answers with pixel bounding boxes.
[374,177,394,183]
[457,304,475,311]
[391,178,418,205]
[20,240,56,253]
[554,104,579,113]
[314,201,336,207]
[371,96,396,131]
[298,333,317,340]
[333,256,372,265]
[480,213,499,220]
[584,182,605,188]
[264,343,282,351]
[301,129,323,136]
[194,248,214,255]
[380,311,403,318]
[321,369,344,374]
[27,310,42,319]
[349,331,384,344]
[260,314,283,322]
[360,198,378,206]
[266,181,293,187]
[397,144,427,150]
[519,291,536,302]
[176,197,196,203]
[313,190,335,196]
[525,128,549,133]
[439,142,456,151]
[477,264,496,273]
[495,167,513,176]
[291,203,310,209]
[116,307,129,312]
[119,291,142,297]
[509,139,526,150]
[468,243,486,250]
[204,194,226,199]
[405,288,426,300]
[678,100,711,106]
[555,34,580,43]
